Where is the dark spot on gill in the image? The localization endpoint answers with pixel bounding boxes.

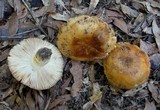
[37,47,52,61]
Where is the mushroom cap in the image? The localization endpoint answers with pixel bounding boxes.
[57,15,117,61]
[8,38,64,90]
[103,42,151,89]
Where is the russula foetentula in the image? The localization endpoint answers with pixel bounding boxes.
[103,42,151,89]
[57,15,117,61]
[8,38,64,90]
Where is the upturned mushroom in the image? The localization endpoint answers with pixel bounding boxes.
[57,15,117,61]
[8,38,64,90]
[103,42,151,89]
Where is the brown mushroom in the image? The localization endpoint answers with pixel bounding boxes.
[57,15,117,61]
[103,42,151,89]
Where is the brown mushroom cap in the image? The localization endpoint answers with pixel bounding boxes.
[103,42,151,89]
[57,15,117,61]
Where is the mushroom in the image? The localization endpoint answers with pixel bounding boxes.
[8,38,64,90]
[103,42,151,89]
[57,15,117,61]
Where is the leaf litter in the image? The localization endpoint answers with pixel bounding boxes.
[0,0,160,110]
[70,61,83,97]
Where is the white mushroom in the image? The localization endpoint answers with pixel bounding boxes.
[8,38,64,90]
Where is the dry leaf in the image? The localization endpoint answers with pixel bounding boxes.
[8,12,19,35]
[89,65,95,83]
[70,61,83,97]
[5,94,17,107]
[46,17,64,30]
[138,89,149,98]
[123,82,147,97]
[90,91,102,103]
[148,81,160,103]
[54,0,67,10]
[0,82,9,90]
[71,7,88,14]
[131,1,145,11]
[83,94,103,110]
[149,0,160,9]
[18,84,24,96]
[140,40,158,55]
[88,0,99,12]
[49,94,71,109]
[1,87,14,100]
[144,100,156,110]
[106,10,123,17]
[17,21,36,33]
[0,49,10,63]
[143,27,152,35]
[0,102,12,110]
[152,19,160,52]
[36,92,45,110]
[7,0,14,8]
[112,17,129,34]
[83,101,94,110]
[133,13,144,26]
[116,0,120,4]
[50,13,70,21]
[26,91,36,110]
[0,64,11,78]
[132,13,145,33]
[70,0,82,7]
[46,17,58,40]
[0,0,4,20]
[83,83,102,110]
[16,96,27,110]
[132,1,160,16]
[13,0,22,14]
[41,0,49,6]
[29,6,54,18]
[120,4,138,17]
[61,75,72,94]
[53,106,68,110]
[145,2,160,16]
[150,53,160,69]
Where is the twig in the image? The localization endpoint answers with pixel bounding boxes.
[21,0,49,38]
[0,28,39,41]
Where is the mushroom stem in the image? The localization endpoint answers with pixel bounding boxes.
[34,47,52,66]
